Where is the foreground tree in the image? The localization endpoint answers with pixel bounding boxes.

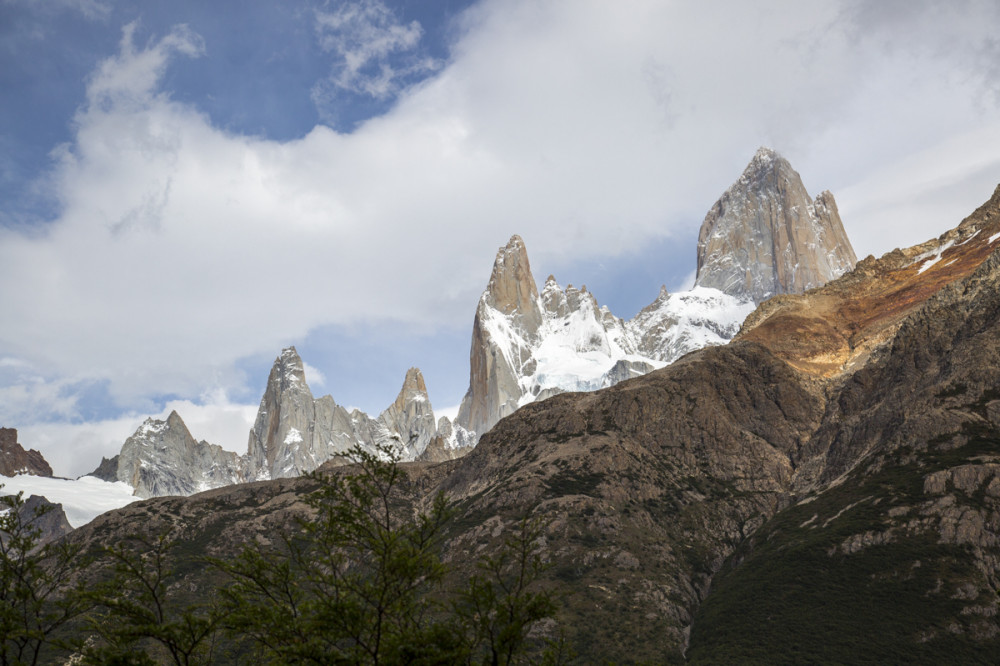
[0,491,88,666]
[218,445,564,664]
[458,517,561,665]
[78,533,223,666]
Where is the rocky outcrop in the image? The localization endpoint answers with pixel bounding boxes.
[0,428,53,477]
[106,348,450,497]
[246,346,336,480]
[86,455,120,482]
[378,368,438,460]
[116,411,244,498]
[695,147,857,303]
[456,236,544,439]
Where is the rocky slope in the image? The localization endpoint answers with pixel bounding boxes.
[0,428,53,477]
[63,184,1000,662]
[695,147,857,303]
[17,495,74,546]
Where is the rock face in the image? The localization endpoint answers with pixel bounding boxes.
[378,368,438,460]
[695,147,857,303]
[86,455,120,483]
[0,428,53,477]
[115,411,244,499]
[245,346,335,480]
[456,236,545,439]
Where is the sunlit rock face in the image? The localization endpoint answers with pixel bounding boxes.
[695,147,857,304]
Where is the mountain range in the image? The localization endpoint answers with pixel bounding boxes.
[6,144,1000,660]
[90,147,857,498]
[60,178,1000,661]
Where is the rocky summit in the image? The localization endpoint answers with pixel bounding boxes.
[113,411,243,499]
[66,183,1000,663]
[452,148,855,445]
[695,147,857,303]
[245,347,450,480]
[99,347,458,498]
[451,240,756,443]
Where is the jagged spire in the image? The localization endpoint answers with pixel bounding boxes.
[695,147,857,304]
[484,235,541,318]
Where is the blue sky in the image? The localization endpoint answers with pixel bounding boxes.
[3,0,1000,476]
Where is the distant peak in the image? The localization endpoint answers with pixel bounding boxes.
[165,410,192,435]
[390,366,429,414]
[743,146,791,177]
[695,147,857,303]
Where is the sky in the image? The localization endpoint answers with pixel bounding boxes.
[2,0,1000,478]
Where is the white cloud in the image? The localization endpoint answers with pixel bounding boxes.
[301,361,326,388]
[3,1,1000,472]
[312,0,439,113]
[87,21,205,111]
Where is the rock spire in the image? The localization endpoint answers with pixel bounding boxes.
[695,147,857,303]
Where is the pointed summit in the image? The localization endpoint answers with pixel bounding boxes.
[483,235,543,331]
[246,346,317,479]
[457,235,546,438]
[695,148,857,304]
